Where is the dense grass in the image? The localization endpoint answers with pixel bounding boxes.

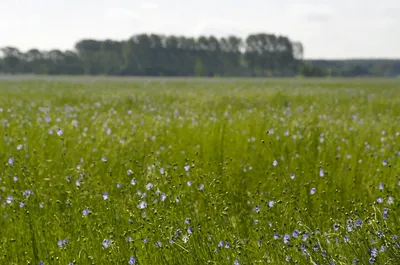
[0,78,399,265]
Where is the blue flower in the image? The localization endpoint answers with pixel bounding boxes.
[310,188,316,195]
[102,239,112,248]
[128,256,136,265]
[371,248,378,257]
[82,208,90,216]
[283,234,290,244]
[57,238,69,247]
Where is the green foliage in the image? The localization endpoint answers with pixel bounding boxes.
[0,33,300,77]
[0,78,399,265]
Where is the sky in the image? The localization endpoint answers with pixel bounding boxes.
[0,0,399,59]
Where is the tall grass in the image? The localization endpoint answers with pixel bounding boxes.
[0,78,399,265]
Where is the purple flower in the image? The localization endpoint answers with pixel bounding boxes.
[185,218,190,224]
[58,238,69,247]
[290,173,295,180]
[146,183,153,190]
[128,256,136,265]
[371,248,378,257]
[273,233,279,240]
[218,241,224,247]
[23,190,33,197]
[138,201,147,209]
[198,184,204,191]
[355,219,363,227]
[379,183,384,190]
[103,192,109,200]
[102,239,112,248]
[310,188,316,195]
[283,234,290,244]
[293,230,300,238]
[273,160,278,166]
[6,196,14,204]
[377,198,383,204]
[333,224,339,231]
[155,241,162,247]
[82,208,90,216]
[160,193,166,201]
[319,168,324,177]
[268,200,275,208]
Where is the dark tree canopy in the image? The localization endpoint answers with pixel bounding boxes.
[1,33,399,77]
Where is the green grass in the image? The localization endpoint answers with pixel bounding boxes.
[0,77,399,265]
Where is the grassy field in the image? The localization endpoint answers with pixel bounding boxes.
[0,77,399,265]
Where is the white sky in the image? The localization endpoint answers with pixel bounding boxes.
[0,0,399,59]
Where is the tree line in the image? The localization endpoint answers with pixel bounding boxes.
[1,33,399,77]
[0,33,303,77]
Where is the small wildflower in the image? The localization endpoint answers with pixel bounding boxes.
[319,168,325,177]
[102,239,112,248]
[82,208,90,216]
[198,184,204,191]
[160,193,166,201]
[377,198,383,204]
[379,183,384,190]
[58,238,69,247]
[128,256,137,265]
[155,241,162,247]
[290,173,295,180]
[283,234,290,244]
[101,157,107,162]
[6,196,14,204]
[310,188,316,195]
[103,192,109,200]
[268,200,275,208]
[146,183,153,190]
[131,179,136,185]
[273,160,278,166]
[127,169,133,175]
[138,201,147,209]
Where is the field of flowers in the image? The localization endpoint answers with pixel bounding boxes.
[0,78,399,265]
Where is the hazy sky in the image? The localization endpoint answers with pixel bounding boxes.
[1,0,399,59]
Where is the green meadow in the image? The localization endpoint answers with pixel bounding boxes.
[0,77,399,265]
